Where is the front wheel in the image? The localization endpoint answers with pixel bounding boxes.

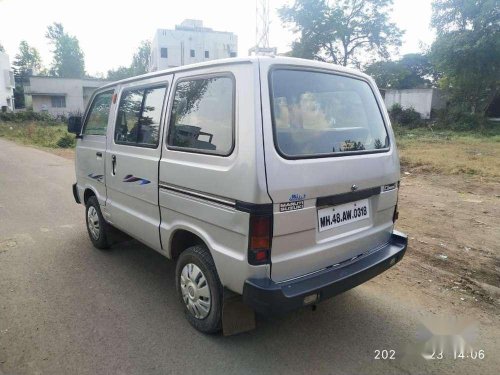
[175,245,223,333]
[85,196,110,250]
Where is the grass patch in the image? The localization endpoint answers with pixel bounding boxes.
[395,126,500,179]
[0,121,75,149]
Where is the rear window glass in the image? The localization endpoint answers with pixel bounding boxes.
[270,69,389,158]
[167,76,234,155]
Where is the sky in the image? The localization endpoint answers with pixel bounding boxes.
[0,0,435,76]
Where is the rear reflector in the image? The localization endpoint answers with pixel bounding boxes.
[248,214,272,265]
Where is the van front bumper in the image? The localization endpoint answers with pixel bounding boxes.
[242,231,408,315]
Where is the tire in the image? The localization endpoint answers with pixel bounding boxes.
[175,245,223,334]
[85,196,110,250]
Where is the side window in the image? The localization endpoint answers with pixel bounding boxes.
[114,85,167,147]
[83,90,113,135]
[167,75,234,155]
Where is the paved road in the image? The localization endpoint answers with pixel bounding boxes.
[0,139,498,375]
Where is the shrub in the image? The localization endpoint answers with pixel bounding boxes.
[389,104,422,128]
[0,110,59,124]
[433,107,489,131]
[56,133,76,148]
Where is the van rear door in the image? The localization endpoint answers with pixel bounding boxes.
[259,62,400,283]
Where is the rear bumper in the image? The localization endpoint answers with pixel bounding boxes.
[242,231,408,315]
[72,183,81,204]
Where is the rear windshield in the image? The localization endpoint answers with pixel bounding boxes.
[270,69,389,158]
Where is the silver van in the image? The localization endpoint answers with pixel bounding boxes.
[69,57,407,333]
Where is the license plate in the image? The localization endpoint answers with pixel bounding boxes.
[317,199,370,232]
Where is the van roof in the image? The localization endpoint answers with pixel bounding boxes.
[99,56,371,90]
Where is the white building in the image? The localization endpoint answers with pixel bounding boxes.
[24,76,110,117]
[384,88,446,119]
[150,19,238,71]
[0,51,15,112]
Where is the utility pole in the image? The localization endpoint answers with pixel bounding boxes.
[248,0,277,56]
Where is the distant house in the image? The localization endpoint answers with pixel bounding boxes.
[0,51,15,112]
[150,19,238,71]
[23,76,110,117]
[383,88,446,119]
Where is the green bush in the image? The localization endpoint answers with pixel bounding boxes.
[0,110,60,124]
[388,103,422,128]
[433,107,489,131]
[56,133,76,148]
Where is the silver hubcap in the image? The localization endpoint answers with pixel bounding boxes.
[87,206,100,240]
[180,263,211,319]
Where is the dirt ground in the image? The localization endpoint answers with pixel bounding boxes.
[391,170,499,317]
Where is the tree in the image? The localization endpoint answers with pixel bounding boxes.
[13,41,42,77]
[429,0,499,116]
[12,41,44,108]
[46,23,85,78]
[279,0,403,67]
[365,53,436,89]
[107,66,133,81]
[107,40,151,80]
[130,40,151,76]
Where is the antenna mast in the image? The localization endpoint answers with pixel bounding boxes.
[249,0,277,56]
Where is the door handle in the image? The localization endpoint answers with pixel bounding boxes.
[96,152,102,157]
[111,154,116,175]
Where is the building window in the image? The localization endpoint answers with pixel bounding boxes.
[51,96,66,108]
[229,52,237,58]
[160,48,168,58]
[204,50,209,58]
[190,49,195,58]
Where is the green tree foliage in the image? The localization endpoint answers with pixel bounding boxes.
[107,66,133,81]
[46,23,85,78]
[107,40,151,81]
[13,41,42,78]
[130,40,151,76]
[430,0,500,115]
[12,41,44,108]
[279,0,403,66]
[365,53,436,89]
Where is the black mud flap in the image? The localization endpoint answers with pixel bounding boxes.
[222,291,256,336]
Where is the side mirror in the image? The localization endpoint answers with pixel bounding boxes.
[68,116,82,135]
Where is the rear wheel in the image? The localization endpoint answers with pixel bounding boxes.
[175,245,223,333]
[85,196,110,250]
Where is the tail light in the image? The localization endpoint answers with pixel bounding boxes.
[248,214,272,265]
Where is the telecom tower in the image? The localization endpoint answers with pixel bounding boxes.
[248,0,277,56]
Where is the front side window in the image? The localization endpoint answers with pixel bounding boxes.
[270,69,389,158]
[167,76,234,155]
[114,85,167,147]
[83,90,113,136]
